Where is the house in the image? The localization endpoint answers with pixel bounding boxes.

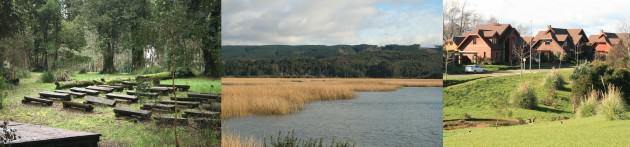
[531,25,574,56]
[589,30,630,55]
[444,36,464,52]
[456,23,524,64]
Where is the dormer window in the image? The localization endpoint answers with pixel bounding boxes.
[473,38,477,44]
[545,40,551,45]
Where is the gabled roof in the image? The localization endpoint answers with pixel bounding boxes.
[567,29,588,45]
[531,25,575,50]
[523,36,534,45]
[475,23,511,36]
[452,36,465,45]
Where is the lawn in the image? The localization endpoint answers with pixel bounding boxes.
[443,69,574,121]
[0,72,220,146]
[444,115,630,146]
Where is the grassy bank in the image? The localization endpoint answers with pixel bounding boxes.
[0,72,220,146]
[443,69,574,121]
[444,115,630,146]
[222,78,441,118]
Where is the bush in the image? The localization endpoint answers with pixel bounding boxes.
[577,91,599,118]
[509,83,537,109]
[598,86,626,120]
[542,70,563,106]
[78,69,88,74]
[40,71,55,83]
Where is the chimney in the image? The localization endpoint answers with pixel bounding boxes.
[547,25,552,30]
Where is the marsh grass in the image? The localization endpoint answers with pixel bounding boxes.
[577,91,599,118]
[263,130,355,147]
[222,78,441,118]
[222,133,259,147]
[598,86,626,120]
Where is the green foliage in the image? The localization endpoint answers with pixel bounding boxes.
[509,83,537,109]
[223,45,441,78]
[264,131,355,147]
[571,61,630,107]
[40,71,55,83]
[598,86,626,120]
[542,70,564,106]
[78,69,87,74]
[577,91,599,118]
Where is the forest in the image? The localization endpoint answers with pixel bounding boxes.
[223,44,442,78]
[0,0,221,81]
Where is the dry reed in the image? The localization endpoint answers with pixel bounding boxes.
[222,78,441,118]
[222,133,259,147]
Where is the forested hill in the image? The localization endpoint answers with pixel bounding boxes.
[223,44,443,78]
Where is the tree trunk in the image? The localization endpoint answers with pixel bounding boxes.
[101,40,116,73]
[131,47,144,71]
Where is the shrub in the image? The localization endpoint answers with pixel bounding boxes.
[78,69,88,74]
[577,91,599,118]
[542,70,563,106]
[40,71,55,83]
[509,83,537,109]
[598,86,626,120]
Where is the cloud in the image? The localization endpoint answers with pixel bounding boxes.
[451,0,630,35]
[222,0,442,46]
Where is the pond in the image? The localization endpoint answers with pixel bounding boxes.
[223,87,443,147]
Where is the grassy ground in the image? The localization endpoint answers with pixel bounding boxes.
[444,115,630,146]
[0,72,220,146]
[443,68,630,146]
[443,69,574,121]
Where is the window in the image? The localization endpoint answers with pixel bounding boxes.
[473,38,477,44]
[545,40,551,45]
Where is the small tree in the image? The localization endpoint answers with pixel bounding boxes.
[553,51,566,68]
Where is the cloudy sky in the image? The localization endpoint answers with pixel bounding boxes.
[222,0,442,47]
[453,0,630,36]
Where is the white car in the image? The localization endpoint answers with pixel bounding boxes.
[464,65,486,73]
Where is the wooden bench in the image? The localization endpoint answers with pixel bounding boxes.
[193,118,221,128]
[188,93,220,100]
[200,103,221,112]
[86,86,114,93]
[121,81,137,86]
[105,94,138,103]
[39,91,71,101]
[97,85,124,92]
[22,96,53,106]
[150,87,176,95]
[70,87,100,96]
[141,103,176,112]
[54,90,86,98]
[157,84,191,91]
[62,101,94,112]
[153,116,188,126]
[170,97,204,102]
[113,107,152,120]
[159,100,200,108]
[126,91,159,98]
[182,109,219,118]
[84,96,116,107]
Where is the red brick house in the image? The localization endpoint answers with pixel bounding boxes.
[529,26,591,62]
[457,23,524,64]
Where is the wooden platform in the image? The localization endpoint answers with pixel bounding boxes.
[62,101,94,112]
[1,121,100,147]
[188,93,220,100]
[70,87,100,96]
[182,109,219,118]
[54,90,86,98]
[153,116,188,126]
[21,96,53,106]
[113,107,152,120]
[157,84,190,91]
[141,103,176,112]
[86,86,114,93]
[84,96,116,107]
[149,87,176,95]
[97,85,125,91]
[105,94,138,102]
[126,90,159,98]
[159,100,200,108]
[39,91,71,101]
[170,97,204,102]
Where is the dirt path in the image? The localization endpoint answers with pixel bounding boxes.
[446,68,572,80]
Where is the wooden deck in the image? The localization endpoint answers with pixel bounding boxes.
[1,121,100,147]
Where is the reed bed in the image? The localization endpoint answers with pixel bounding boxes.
[222,78,442,118]
[222,134,259,147]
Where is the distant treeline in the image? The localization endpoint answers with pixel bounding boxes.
[223,44,442,78]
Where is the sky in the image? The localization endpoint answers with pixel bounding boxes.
[452,0,630,36]
[222,0,442,47]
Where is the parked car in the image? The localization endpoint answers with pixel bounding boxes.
[464,65,486,73]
